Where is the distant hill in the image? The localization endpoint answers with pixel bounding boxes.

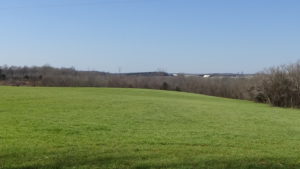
[119,72,254,78]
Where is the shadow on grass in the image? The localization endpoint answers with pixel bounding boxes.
[2,155,300,169]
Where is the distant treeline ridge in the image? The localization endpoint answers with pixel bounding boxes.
[1,62,300,108]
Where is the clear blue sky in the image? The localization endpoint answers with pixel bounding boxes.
[1,0,299,73]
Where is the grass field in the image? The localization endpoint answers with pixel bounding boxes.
[0,86,300,169]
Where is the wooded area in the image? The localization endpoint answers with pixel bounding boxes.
[1,62,300,108]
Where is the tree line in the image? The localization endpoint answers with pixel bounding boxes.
[1,62,300,108]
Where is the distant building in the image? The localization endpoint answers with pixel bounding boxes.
[203,75,211,78]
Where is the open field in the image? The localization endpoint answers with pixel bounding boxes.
[0,86,300,169]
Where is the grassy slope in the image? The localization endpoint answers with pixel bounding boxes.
[0,86,300,169]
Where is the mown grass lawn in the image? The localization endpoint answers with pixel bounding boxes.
[0,86,300,169]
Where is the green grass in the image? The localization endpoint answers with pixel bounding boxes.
[0,86,300,169]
